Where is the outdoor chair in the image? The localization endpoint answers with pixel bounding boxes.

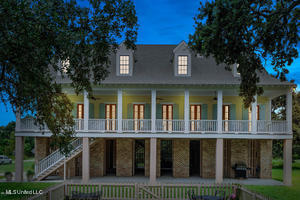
[66,190,102,200]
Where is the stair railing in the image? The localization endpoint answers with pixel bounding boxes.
[35,138,82,177]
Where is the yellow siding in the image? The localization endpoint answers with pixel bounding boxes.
[67,94,269,120]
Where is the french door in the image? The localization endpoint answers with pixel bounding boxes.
[77,104,84,129]
[133,104,145,131]
[162,104,173,131]
[106,104,116,131]
[190,105,201,131]
[223,105,230,131]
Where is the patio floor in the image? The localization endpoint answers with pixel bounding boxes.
[43,175,284,186]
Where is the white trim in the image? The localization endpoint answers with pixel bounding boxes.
[15,131,293,139]
[131,102,146,105]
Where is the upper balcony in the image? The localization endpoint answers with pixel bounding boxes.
[15,88,293,139]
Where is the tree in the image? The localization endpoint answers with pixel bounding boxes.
[0,0,138,154]
[189,0,299,107]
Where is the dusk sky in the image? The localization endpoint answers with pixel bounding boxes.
[0,0,299,126]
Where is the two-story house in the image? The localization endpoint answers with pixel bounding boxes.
[14,41,294,185]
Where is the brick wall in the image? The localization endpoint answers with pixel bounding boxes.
[90,139,106,177]
[116,138,133,176]
[260,140,272,178]
[230,139,249,178]
[173,139,189,178]
[201,139,216,178]
[145,139,150,177]
[35,137,50,164]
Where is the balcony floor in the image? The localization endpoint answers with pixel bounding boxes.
[42,175,283,186]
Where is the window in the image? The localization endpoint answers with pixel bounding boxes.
[133,104,145,131]
[223,105,230,132]
[178,56,188,75]
[119,55,130,75]
[190,105,201,131]
[77,104,84,119]
[162,104,173,131]
[61,59,70,73]
[106,104,116,131]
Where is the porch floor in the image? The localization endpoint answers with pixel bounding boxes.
[43,175,283,186]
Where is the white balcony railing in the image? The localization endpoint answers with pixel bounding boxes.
[19,118,290,135]
[222,120,251,133]
[190,120,217,132]
[156,120,185,132]
[122,119,151,132]
[88,119,117,132]
[257,120,287,134]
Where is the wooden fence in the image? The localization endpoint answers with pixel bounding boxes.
[29,182,239,200]
[65,182,237,200]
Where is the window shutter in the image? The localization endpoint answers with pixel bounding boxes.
[242,105,249,132]
[213,104,217,120]
[259,104,266,120]
[127,103,133,119]
[242,106,248,120]
[145,104,151,119]
[89,103,94,119]
[229,104,236,120]
[201,104,208,120]
[156,104,162,119]
[99,103,105,119]
[173,104,179,119]
[72,103,78,118]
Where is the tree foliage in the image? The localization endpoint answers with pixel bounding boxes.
[0,122,34,158]
[0,0,138,154]
[189,0,299,107]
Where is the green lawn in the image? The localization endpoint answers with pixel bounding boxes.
[245,164,300,200]
[0,182,58,200]
[0,159,34,174]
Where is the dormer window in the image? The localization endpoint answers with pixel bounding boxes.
[173,41,191,77]
[120,55,130,75]
[61,59,70,73]
[116,42,133,76]
[232,63,240,77]
[178,56,188,75]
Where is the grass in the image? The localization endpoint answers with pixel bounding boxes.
[245,163,300,200]
[0,182,58,200]
[0,159,34,174]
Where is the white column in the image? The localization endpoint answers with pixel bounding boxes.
[15,109,21,131]
[286,89,292,134]
[184,89,190,133]
[283,139,292,186]
[117,89,123,133]
[217,90,223,133]
[84,91,89,131]
[251,95,257,134]
[82,137,90,183]
[151,90,156,133]
[149,138,157,183]
[215,138,224,183]
[268,98,272,121]
[15,136,24,182]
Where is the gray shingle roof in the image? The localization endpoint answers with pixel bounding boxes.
[58,44,293,87]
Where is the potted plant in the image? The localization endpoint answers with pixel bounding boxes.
[4,171,13,181]
[27,170,34,182]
